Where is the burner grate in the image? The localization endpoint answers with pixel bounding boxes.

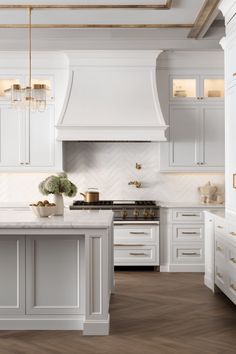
[73,200,113,206]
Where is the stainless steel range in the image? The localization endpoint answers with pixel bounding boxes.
[70,200,160,268]
[70,200,160,222]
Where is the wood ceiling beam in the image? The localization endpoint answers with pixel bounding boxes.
[0,1,173,10]
[0,23,192,29]
[188,0,220,38]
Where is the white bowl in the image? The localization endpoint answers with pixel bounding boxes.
[30,205,57,218]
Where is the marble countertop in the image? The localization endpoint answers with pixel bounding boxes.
[159,202,224,209]
[0,209,113,229]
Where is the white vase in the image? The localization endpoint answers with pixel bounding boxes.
[53,194,64,216]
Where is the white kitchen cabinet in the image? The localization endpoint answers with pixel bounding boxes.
[0,105,23,167]
[171,75,224,102]
[162,104,224,172]
[215,232,236,305]
[26,234,83,315]
[219,0,236,217]
[160,206,224,272]
[0,235,25,315]
[169,105,199,167]
[114,223,159,266]
[204,211,236,305]
[0,104,62,171]
[204,211,215,291]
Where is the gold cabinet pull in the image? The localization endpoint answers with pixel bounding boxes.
[181,214,198,217]
[230,232,236,236]
[182,232,198,235]
[217,272,223,278]
[115,244,145,246]
[129,252,147,256]
[217,225,223,229]
[230,257,236,264]
[182,252,198,256]
[129,232,146,235]
[230,284,236,291]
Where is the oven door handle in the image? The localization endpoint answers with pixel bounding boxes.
[114,222,159,225]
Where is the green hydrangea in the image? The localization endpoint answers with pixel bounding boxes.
[39,174,77,197]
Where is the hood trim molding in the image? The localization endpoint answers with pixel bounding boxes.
[56,50,168,142]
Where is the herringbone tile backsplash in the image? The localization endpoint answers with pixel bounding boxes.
[0,142,224,205]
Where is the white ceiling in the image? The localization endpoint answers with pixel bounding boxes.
[0,0,225,51]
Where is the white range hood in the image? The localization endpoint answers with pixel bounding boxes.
[57,50,167,141]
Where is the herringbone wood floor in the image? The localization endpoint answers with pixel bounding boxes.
[0,271,236,354]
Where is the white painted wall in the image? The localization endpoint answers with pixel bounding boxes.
[0,142,224,206]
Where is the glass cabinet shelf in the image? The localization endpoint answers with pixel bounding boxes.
[203,79,224,98]
[173,79,196,98]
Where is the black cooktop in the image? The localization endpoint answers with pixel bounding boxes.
[72,200,156,206]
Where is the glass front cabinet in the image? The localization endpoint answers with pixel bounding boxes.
[171,75,224,102]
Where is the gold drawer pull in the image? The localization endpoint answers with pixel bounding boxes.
[182,252,198,256]
[217,225,223,229]
[129,232,146,235]
[129,252,147,256]
[230,284,236,291]
[115,244,145,247]
[230,232,236,236]
[230,257,236,264]
[182,232,198,235]
[217,246,223,252]
[181,214,198,217]
[217,272,223,278]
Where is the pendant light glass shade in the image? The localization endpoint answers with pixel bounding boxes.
[9,83,48,112]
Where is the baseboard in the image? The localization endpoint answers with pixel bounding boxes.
[160,265,170,272]
[169,264,204,272]
[0,317,84,330]
[204,276,215,292]
[83,315,110,336]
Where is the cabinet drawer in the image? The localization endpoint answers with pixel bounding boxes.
[114,225,158,244]
[172,224,203,242]
[228,223,236,239]
[215,264,227,291]
[114,245,157,265]
[215,219,227,235]
[215,239,226,261]
[228,275,236,305]
[172,209,203,222]
[228,246,236,270]
[172,244,204,264]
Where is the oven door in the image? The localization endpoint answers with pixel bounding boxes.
[113,221,159,266]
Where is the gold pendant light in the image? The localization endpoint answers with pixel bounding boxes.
[5,7,47,112]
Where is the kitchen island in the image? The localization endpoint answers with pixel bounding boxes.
[0,209,114,335]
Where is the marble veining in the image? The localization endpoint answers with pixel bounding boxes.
[0,209,113,229]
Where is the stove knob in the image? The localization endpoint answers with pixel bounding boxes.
[143,209,150,218]
[133,209,139,218]
[149,209,155,218]
[121,209,128,219]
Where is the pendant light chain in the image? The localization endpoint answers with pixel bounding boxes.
[29,7,32,91]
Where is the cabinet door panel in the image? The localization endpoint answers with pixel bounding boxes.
[170,106,199,166]
[0,236,25,315]
[202,107,224,167]
[0,106,23,166]
[28,105,54,166]
[26,235,84,315]
[225,87,236,213]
